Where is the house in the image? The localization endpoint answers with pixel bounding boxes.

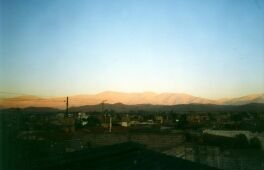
[155,115,164,124]
[120,114,130,127]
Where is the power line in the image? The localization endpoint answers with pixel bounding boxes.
[0,91,59,98]
[0,91,105,104]
[0,91,31,95]
[0,91,64,102]
[0,97,94,102]
[0,99,64,102]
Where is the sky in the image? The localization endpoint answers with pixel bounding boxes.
[1,0,264,99]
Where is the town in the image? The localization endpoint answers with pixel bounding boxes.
[1,103,264,170]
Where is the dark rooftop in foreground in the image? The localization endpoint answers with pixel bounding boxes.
[28,142,218,170]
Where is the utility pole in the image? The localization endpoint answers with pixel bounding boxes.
[126,114,129,126]
[109,116,112,133]
[66,96,69,117]
[101,100,107,123]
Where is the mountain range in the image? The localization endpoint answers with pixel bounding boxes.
[0,91,263,109]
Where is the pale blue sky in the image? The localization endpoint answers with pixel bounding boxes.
[1,0,264,99]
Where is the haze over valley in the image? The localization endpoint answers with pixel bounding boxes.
[1,91,263,109]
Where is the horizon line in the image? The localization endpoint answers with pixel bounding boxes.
[0,90,263,101]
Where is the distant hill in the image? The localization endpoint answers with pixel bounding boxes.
[2,103,264,114]
[217,94,264,105]
[70,103,264,113]
[0,91,263,109]
[1,107,60,114]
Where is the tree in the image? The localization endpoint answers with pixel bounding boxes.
[249,137,262,150]
[178,114,188,129]
[233,134,249,148]
[87,116,101,127]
